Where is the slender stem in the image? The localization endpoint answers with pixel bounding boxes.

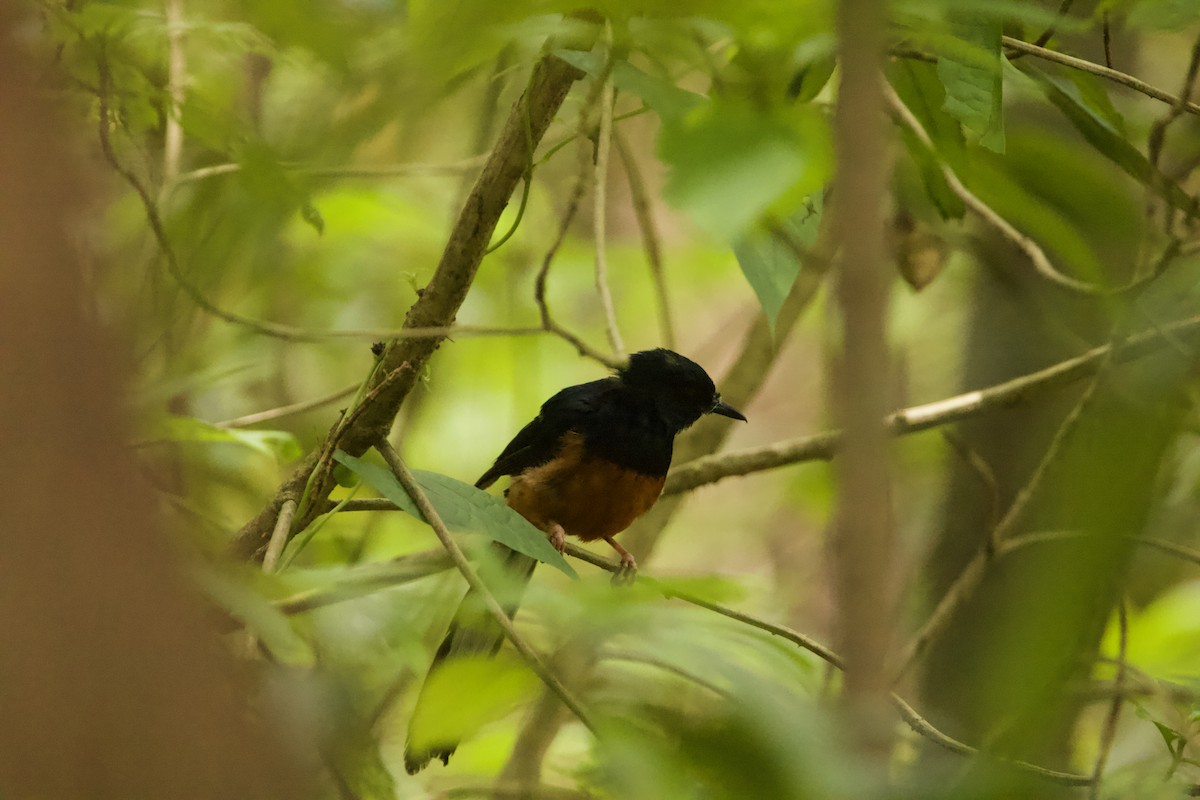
[662,312,1200,494]
[592,22,625,357]
[375,440,597,735]
[1088,599,1128,799]
[262,499,297,573]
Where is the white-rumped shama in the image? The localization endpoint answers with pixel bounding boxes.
[404,348,745,773]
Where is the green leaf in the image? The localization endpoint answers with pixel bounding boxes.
[659,100,831,241]
[936,18,1004,153]
[146,416,302,461]
[333,452,579,579]
[889,60,967,219]
[732,200,821,329]
[406,654,539,756]
[554,50,704,123]
[1022,66,1197,218]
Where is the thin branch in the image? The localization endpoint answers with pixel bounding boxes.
[1089,598,1128,800]
[1102,13,1114,69]
[375,440,597,737]
[1147,33,1200,237]
[168,155,488,189]
[886,84,1110,295]
[942,430,1002,536]
[534,135,624,369]
[274,548,454,616]
[614,129,674,349]
[662,312,1200,495]
[217,383,359,428]
[262,498,297,573]
[163,0,185,184]
[1002,36,1200,116]
[592,23,625,357]
[897,364,1109,676]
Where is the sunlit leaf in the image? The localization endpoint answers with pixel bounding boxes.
[334,452,579,578]
[406,654,539,756]
[936,18,1004,153]
[732,200,821,329]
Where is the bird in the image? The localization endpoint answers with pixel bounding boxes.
[403,348,745,773]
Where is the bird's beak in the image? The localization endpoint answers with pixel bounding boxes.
[710,399,747,421]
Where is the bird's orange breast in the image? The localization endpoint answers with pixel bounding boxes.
[505,432,666,541]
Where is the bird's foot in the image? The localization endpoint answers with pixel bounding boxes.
[547,522,567,554]
[604,536,638,586]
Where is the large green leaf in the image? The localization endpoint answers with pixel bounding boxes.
[936,18,1004,153]
[659,100,831,241]
[406,654,539,756]
[1022,66,1197,218]
[732,199,821,329]
[889,60,967,220]
[334,452,579,579]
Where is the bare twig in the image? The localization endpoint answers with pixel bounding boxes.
[1088,598,1128,799]
[592,23,625,357]
[375,440,596,736]
[261,498,297,573]
[1102,13,1114,69]
[1147,33,1200,237]
[615,128,674,348]
[534,136,624,369]
[217,383,359,428]
[1002,36,1200,116]
[169,156,488,189]
[662,312,1200,495]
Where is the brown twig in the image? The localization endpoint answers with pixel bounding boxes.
[261,499,297,573]
[1088,598,1128,799]
[1002,36,1200,116]
[217,383,360,428]
[375,440,596,736]
[534,136,624,369]
[1005,0,1075,59]
[615,128,674,348]
[662,312,1200,495]
[592,22,625,358]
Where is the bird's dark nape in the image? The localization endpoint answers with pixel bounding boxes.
[404,348,743,771]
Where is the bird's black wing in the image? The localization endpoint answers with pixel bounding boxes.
[474,377,615,489]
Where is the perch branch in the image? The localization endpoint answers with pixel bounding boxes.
[661,312,1200,494]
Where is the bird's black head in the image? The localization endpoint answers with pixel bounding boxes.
[618,348,747,432]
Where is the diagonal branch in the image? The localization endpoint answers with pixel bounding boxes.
[662,312,1200,495]
[231,45,591,560]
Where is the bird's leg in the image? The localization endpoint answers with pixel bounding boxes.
[603,535,637,585]
[546,522,567,554]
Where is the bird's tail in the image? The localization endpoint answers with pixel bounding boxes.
[403,544,537,774]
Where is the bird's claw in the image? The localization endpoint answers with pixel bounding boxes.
[547,524,567,554]
[611,553,638,587]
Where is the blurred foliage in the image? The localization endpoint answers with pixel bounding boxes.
[21,0,1200,797]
